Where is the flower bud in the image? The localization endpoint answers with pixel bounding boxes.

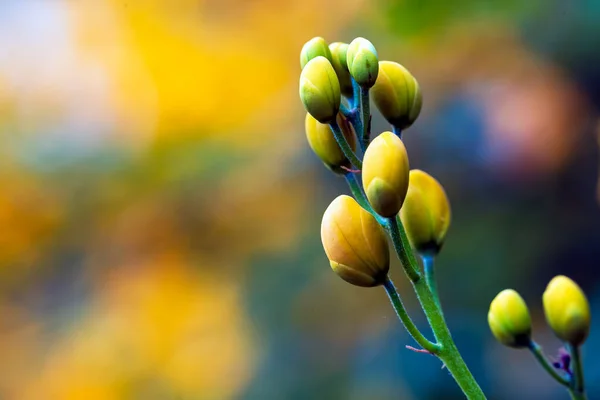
[346,37,379,89]
[400,170,451,254]
[329,42,353,98]
[543,275,590,346]
[488,289,532,348]
[321,195,389,287]
[299,56,341,124]
[300,37,333,69]
[305,112,356,174]
[371,61,422,130]
[362,132,409,217]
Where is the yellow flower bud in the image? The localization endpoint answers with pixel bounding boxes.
[488,289,532,348]
[362,132,409,217]
[300,37,333,69]
[299,56,341,124]
[543,275,590,346]
[371,61,422,130]
[346,37,379,89]
[305,112,357,174]
[329,42,353,98]
[400,170,451,254]
[321,195,389,287]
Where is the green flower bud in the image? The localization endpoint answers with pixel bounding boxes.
[299,56,341,124]
[321,195,389,287]
[371,61,422,130]
[300,37,333,69]
[329,42,353,98]
[488,289,532,348]
[305,112,356,174]
[543,275,590,346]
[362,132,409,217]
[346,37,379,89]
[400,170,451,254]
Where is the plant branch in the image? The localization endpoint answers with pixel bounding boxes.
[343,172,387,225]
[528,341,570,387]
[567,343,586,398]
[392,124,402,139]
[387,217,421,282]
[383,278,439,354]
[387,216,486,399]
[360,87,371,150]
[422,255,442,311]
[329,119,362,169]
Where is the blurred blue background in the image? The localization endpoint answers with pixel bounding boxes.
[0,0,599,399]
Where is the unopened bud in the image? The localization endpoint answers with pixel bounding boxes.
[346,37,379,89]
[300,37,333,69]
[371,61,422,130]
[488,289,532,348]
[305,112,356,174]
[543,275,590,346]
[321,195,389,287]
[299,56,341,124]
[329,42,353,98]
[400,170,451,254]
[362,132,409,217]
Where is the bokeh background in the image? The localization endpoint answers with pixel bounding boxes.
[1,0,600,399]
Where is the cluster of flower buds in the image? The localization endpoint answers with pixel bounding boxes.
[488,275,591,395]
[299,36,422,129]
[488,276,590,348]
[299,35,591,398]
[298,36,447,286]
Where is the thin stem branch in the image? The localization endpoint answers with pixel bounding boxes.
[528,341,570,387]
[329,119,362,169]
[352,78,361,110]
[387,215,485,399]
[349,78,366,152]
[392,124,402,140]
[343,172,386,225]
[387,217,421,282]
[568,389,588,400]
[422,255,442,311]
[360,87,371,150]
[568,344,586,398]
[383,278,439,354]
[411,277,486,399]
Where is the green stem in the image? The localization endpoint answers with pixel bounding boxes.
[329,119,362,169]
[360,87,371,150]
[413,277,486,399]
[383,278,439,353]
[568,390,587,400]
[422,255,442,311]
[388,216,486,399]
[567,344,586,398]
[528,341,570,387]
[343,173,387,225]
[387,217,421,282]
